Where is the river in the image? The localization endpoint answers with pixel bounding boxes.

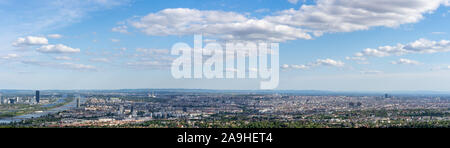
[0,95,86,124]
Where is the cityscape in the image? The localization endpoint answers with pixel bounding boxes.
[2,0,450,130]
[1,89,448,128]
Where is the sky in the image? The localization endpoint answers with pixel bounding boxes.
[1,0,450,91]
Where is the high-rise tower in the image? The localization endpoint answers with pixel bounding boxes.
[76,97,81,108]
[36,90,40,103]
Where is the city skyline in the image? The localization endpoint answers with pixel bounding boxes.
[1,0,450,91]
[2,89,449,128]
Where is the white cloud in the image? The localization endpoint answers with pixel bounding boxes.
[12,36,48,47]
[313,58,345,67]
[267,0,449,34]
[124,1,450,42]
[282,58,344,71]
[391,58,422,65]
[291,64,309,69]
[129,8,311,42]
[346,56,367,61]
[90,58,111,63]
[60,62,96,71]
[112,25,129,33]
[1,54,20,59]
[359,45,407,57]
[47,34,63,39]
[54,56,73,60]
[126,61,171,69]
[22,60,96,71]
[352,38,450,58]
[406,38,450,53]
[281,64,308,70]
[37,44,81,54]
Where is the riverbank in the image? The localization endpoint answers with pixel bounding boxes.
[0,97,75,124]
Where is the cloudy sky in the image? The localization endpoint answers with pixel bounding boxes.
[1,0,450,91]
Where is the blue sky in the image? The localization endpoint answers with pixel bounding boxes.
[1,0,450,91]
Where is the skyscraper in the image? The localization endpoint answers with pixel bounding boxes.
[36,90,40,103]
[76,97,81,108]
[0,93,3,105]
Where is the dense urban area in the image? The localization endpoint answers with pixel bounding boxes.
[0,90,449,128]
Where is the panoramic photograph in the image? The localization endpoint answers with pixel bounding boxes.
[1,0,450,136]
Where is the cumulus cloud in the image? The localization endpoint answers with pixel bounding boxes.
[391,58,422,65]
[351,38,450,58]
[12,36,48,47]
[123,0,449,42]
[313,58,345,67]
[267,0,448,34]
[129,8,311,42]
[37,44,81,54]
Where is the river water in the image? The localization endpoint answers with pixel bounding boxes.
[0,95,86,124]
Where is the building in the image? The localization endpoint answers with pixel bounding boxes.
[118,105,124,115]
[384,94,392,99]
[76,97,81,108]
[9,99,16,104]
[148,90,157,98]
[131,105,137,117]
[36,90,40,103]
